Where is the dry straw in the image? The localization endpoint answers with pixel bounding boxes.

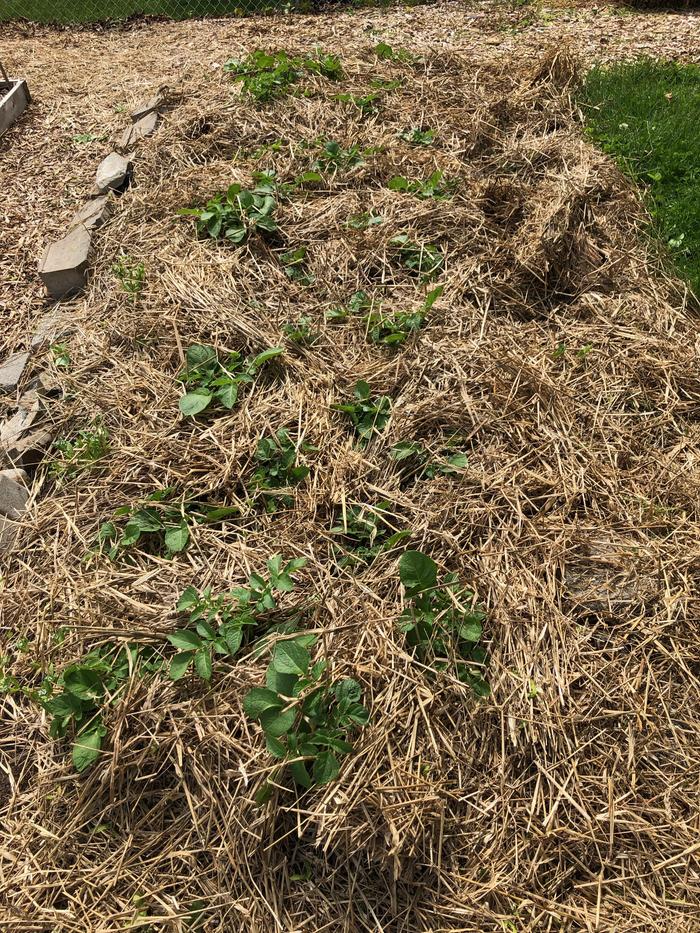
[1,24,700,933]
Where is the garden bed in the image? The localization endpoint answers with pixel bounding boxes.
[2,5,700,931]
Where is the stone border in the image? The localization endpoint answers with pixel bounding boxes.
[0,88,170,548]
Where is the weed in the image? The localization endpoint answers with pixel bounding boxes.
[279,246,314,285]
[50,421,109,479]
[39,644,159,772]
[113,255,145,300]
[283,317,320,346]
[244,636,368,795]
[330,500,408,565]
[224,50,342,104]
[96,487,239,561]
[325,290,372,323]
[390,438,467,480]
[178,343,283,417]
[168,556,306,681]
[179,183,277,245]
[370,78,402,91]
[347,210,384,230]
[388,170,455,200]
[332,380,391,443]
[250,428,315,510]
[398,550,489,696]
[391,234,444,280]
[73,132,106,144]
[399,126,436,146]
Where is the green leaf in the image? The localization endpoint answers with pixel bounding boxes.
[272,640,310,676]
[288,758,312,788]
[179,390,212,417]
[169,651,194,681]
[459,619,483,642]
[399,550,438,595]
[259,705,296,737]
[63,668,103,701]
[266,734,287,758]
[185,344,217,369]
[266,666,298,696]
[177,586,199,611]
[312,750,340,785]
[72,728,102,772]
[243,687,283,719]
[194,649,212,681]
[215,381,239,409]
[334,678,362,704]
[164,520,189,554]
[168,630,202,650]
[249,347,284,372]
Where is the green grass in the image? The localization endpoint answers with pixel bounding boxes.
[580,58,700,297]
[1,0,292,22]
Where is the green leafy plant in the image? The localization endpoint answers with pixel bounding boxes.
[399,126,436,146]
[283,317,319,345]
[332,381,391,443]
[250,428,315,510]
[113,255,145,300]
[364,308,424,347]
[73,131,107,144]
[325,290,373,323]
[398,550,489,696]
[179,183,277,245]
[330,500,408,566]
[373,41,417,64]
[390,438,467,481]
[50,343,71,369]
[178,343,283,417]
[388,170,455,200]
[96,488,239,561]
[370,78,402,91]
[39,644,158,772]
[334,91,380,116]
[168,556,307,681]
[391,234,444,280]
[279,246,313,285]
[311,140,369,172]
[50,421,109,479]
[244,636,368,795]
[347,210,384,230]
[224,50,342,104]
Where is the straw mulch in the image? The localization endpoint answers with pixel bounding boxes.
[2,11,700,932]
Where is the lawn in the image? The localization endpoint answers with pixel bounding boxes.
[581,58,700,296]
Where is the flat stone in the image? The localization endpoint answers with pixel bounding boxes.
[30,308,71,350]
[119,111,158,149]
[0,351,29,392]
[95,151,132,193]
[5,426,53,472]
[1,390,44,454]
[68,195,110,232]
[0,468,29,519]
[131,91,165,123]
[38,225,91,299]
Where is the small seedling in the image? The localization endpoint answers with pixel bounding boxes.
[347,210,383,230]
[224,50,343,104]
[399,127,436,146]
[168,556,307,681]
[334,91,380,116]
[398,550,489,696]
[373,41,417,64]
[244,637,368,795]
[250,428,315,510]
[73,132,106,144]
[365,309,424,347]
[39,644,159,772]
[113,255,146,300]
[178,343,283,417]
[325,290,373,323]
[391,234,444,280]
[332,381,391,443]
[390,439,467,481]
[179,183,277,245]
[279,246,313,285]
[51,421,109,479]
[388,170,455,200]
[283,318,319,346]
[370,78,402,91]
[96,488,239,561]
[330,500,408,566]
[51,343,71,369]
[311,140,368,172]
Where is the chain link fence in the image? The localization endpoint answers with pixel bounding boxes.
[0,0,313,24]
